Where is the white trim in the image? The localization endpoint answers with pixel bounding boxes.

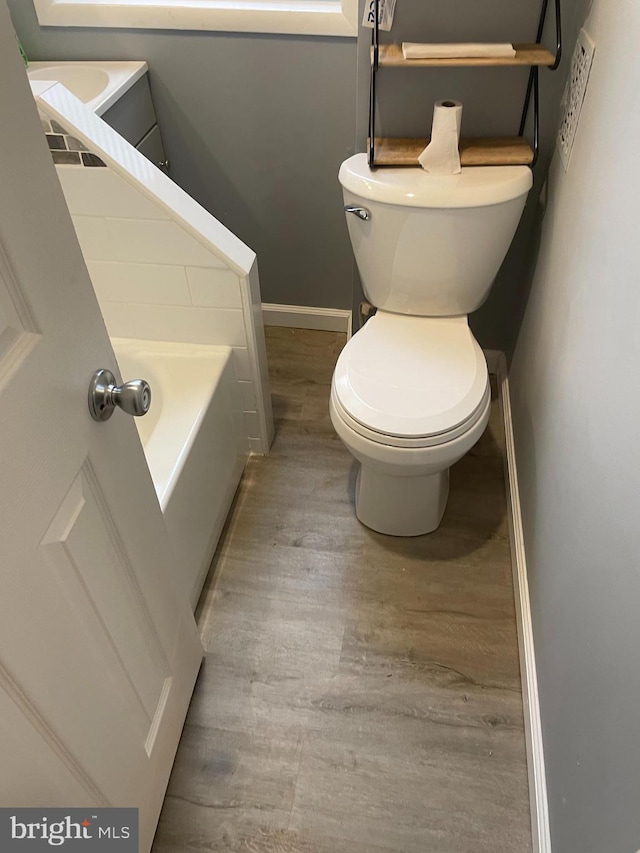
[245,265,275,454]
[262,303,352,335]
[37,83,255,277]
[33,0,358,36]
[482,348,503,374]
[493,350,552,853]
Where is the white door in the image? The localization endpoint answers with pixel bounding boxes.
[0,6,203,850]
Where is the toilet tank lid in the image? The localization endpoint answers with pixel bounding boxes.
[339,154,533,208]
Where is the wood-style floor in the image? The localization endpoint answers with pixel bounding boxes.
[152,326,531,853]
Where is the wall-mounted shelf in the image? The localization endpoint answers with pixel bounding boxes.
[367,0,562,169]
[375,43,556,68]
[370,136,534,167]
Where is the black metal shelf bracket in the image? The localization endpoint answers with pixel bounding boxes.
[368,0,380,167]
[519,0,562,166]
[368,0,561,169]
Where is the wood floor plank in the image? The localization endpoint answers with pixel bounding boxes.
[154,807,401,853]
[201,589,346,681]
[289,728,530,853]
[186,654,525,743]
[152,326,531,853]
[204,538,516,619]
[152,796,293,853]
[340,598,521,690]
[164,723,302,813]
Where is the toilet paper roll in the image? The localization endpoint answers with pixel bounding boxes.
[418,100,463,176]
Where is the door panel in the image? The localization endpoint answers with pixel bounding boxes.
[0,242,39,383]
[0,678,97,806]
[0,4,203,849]
[40,463,169,723]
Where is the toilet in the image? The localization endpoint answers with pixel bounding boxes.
[330,154,533,536]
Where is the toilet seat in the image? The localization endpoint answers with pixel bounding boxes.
[331,384,490,448]
[332,311,489,448]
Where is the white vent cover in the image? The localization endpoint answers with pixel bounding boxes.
[557,28,596,171]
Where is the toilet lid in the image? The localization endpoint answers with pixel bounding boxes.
[333,312,488,440]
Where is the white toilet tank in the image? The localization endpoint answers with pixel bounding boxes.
[339,154,533,316]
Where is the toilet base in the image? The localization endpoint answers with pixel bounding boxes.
[355,464,450,537]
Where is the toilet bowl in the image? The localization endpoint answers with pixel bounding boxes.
[332,154,532,536]
[329,311,491,536]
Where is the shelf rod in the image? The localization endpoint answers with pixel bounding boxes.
[519,0,562,164]
[368,0,380,167]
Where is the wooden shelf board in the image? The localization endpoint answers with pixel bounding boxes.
[375,43,555,68]
[369,137,534,167]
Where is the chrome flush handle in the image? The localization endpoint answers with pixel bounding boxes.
[88,369,151,421]
[344,205,371,221]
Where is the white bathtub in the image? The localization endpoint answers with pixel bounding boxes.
[112,338,248,607]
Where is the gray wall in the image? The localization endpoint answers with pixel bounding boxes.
[7,0,358,309]
[355,0,583,351]
[510,0,640,849]
[12,0,581,351]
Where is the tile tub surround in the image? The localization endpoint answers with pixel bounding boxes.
[42,115,106,167]
[35,82,273,455]
[152,328,531,853]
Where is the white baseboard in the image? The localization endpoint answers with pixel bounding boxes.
[262,303,352,337]
[494,351,551,853]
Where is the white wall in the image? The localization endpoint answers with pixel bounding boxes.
[510,1,640,849]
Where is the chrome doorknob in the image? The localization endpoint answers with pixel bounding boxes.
[88,369,151,422]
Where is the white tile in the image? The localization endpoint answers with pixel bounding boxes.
[238,380,257,411]
[40,81,256,276]
[246,262,262,310]
[243,411,261,438]
[36,84,255,273]
[58,167,170,220]
[231,347,252,381]
[86,260,190,306]
[128,304,246,346]
[245,260,273,450]
[186,267,242,309]
[72,215,114,261]
[232,408,247,440]
[100,301,136,338]
[248,437,265,455]
[106,219,227,268]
